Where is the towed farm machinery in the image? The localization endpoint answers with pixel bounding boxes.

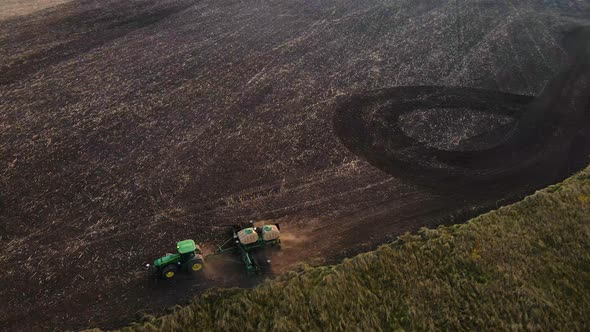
[148,222,281,279]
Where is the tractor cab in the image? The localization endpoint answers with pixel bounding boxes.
[177,239,201,260]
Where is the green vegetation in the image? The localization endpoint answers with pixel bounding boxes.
[115,167,590,331]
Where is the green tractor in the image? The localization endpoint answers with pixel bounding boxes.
[147,222,281,279]
[148,239,205,279]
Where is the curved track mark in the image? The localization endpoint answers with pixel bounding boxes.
[334,28,590,191]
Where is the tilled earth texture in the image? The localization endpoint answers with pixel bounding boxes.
[1,0,590,330]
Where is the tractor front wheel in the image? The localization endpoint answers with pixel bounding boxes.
[186,257,205,273]
[161,265,178,279]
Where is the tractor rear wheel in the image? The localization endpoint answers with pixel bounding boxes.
[147,265,160,287]
[161,265,178,279]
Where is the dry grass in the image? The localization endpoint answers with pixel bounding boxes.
[97,164,590,331]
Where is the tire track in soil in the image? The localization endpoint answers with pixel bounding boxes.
[334,28,590,192]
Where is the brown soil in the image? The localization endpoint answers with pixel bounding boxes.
[1,1,589,331]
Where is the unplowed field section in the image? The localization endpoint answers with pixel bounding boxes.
[1,0,589,330]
